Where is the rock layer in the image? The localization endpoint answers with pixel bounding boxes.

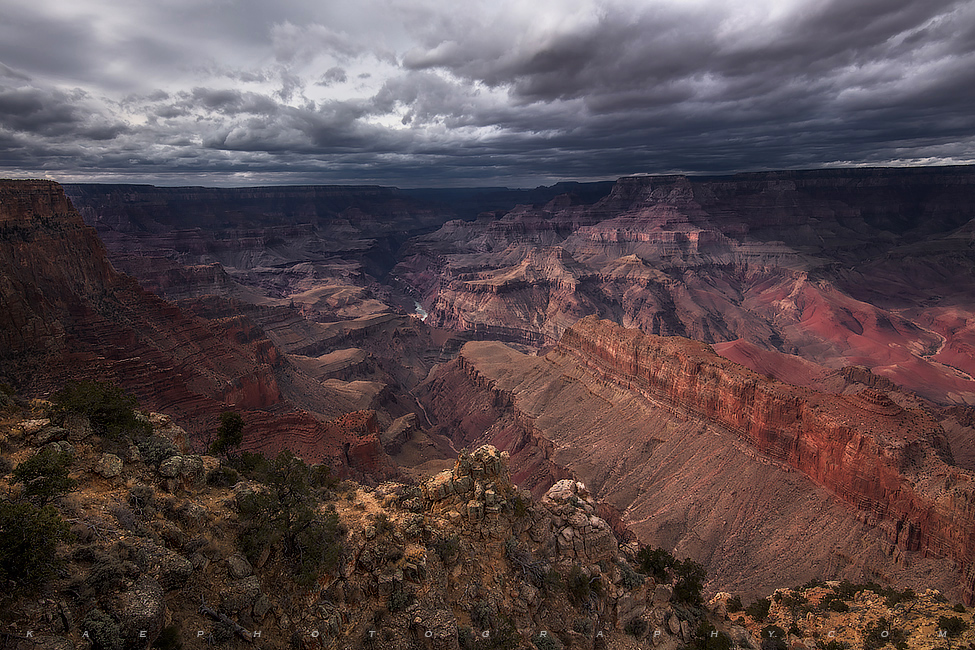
[419,317,975,602]
[0,180,397,479]
[398,167,975,404]
[558,317,974,593]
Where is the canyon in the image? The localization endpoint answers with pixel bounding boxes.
[396,167,975,406]
[3,169,975,604]
[418,317,974,602]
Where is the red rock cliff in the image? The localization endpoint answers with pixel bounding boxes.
[557,316,975,602]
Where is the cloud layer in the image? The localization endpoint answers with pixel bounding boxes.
[1,0,974,186]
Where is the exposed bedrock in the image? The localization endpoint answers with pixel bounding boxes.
[419,316,975,602]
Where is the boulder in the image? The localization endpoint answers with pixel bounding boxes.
[107,578,166,650]
[220,576,263,615]
[158,455,205,491]
[654,584,673,604]
[227,553,253,579]
[63,414,92,441]
[96,453,123,478]
[34,426,68,445]
[157,553,193,591]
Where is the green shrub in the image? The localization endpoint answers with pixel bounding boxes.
[619,560,645,590]
[128,484,155,517]
[937,616,968,637]
[471,600,493,630]
[0,501,71,591]
[572,618,593,635]
[884,587,915,608]
[206,465,240,487]
[636,545,676,582]
[512,493,530,518]
[137,435,178,467]
[821,592,850,613]
[86,557,133,592]
[309,464,338,490]
[430,533,460,564]
[727,595,743,612]
[542,567,563,594]
[746,598,772,621]
[236,450,345,585]
[228,451,270,481]
[484,619,521,650]
[624,617,648,637]
[953,603,967,613]
[387,585,415,612]
[82,608,123,650]
[862,618,908,650]
[51,380,149,440]
[11,447,76,504]
[210,411,244,456]
[567,564,594,606]
[673,557,707,605]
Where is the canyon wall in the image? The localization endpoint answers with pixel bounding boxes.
[398,167,975,405]
[420,317,975,601]
[0,180,397,480]
[558,318,975,578]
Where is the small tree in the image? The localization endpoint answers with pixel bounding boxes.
[12,447,76,505]
[236,450,345,585]
[673,557,707,605]
[210,411,244,457]
[636,546,676,582]
[937,616,968,641]
[746,598,772,622]
[0,501,72,592]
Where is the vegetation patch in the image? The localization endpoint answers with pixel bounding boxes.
[50,380,150,440]
[11,446,76,504]
[236,450,346,586]
[0,500,72,593]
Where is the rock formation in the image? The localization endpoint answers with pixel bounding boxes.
[0,180,398,479]
[419,317,975,603]
[397,167,975,405]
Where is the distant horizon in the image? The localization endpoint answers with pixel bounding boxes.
[5,161,975,192]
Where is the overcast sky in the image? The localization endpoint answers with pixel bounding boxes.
[1,0,974,187]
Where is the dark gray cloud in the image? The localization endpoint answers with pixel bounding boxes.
[1,0,973,187]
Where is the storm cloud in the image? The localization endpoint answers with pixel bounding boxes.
[0,0,973,186]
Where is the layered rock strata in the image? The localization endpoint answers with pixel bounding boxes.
[420,318,975,602]
[398,167,975,404]
[0,180,397,480]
